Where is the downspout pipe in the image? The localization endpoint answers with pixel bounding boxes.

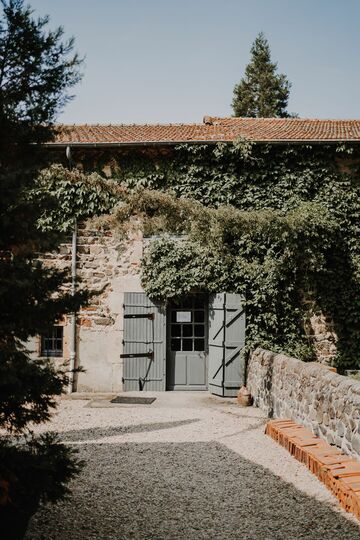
[66,145,77,393]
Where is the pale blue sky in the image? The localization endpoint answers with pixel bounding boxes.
[29,0,360,123]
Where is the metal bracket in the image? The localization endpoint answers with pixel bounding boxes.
[120,352,154,359]
[124,313,155,320]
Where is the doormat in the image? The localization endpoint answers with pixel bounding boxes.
[110,396,156,405]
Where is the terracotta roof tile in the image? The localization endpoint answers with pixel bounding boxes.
[51,117,360,146]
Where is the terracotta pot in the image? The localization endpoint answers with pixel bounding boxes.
[237,386,253,407]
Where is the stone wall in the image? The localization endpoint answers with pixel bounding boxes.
[301,294,337,365]
[247,348,360,460]
[309,312,337,364]
[75,225,144,392]
[29,220,340,392]
[29,224,144,393]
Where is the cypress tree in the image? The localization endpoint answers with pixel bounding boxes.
[232,32,292,118]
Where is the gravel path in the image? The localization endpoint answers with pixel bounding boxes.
[25,392,360,540]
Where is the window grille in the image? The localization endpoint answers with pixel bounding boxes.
[41,326,63,357]
[169,295,206,352]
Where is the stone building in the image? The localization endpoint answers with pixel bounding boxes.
[29,117,360,394]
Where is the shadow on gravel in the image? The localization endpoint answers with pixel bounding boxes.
[218,419,267,440]
[240,418,268,433]
[26,441,360,540]
[60,419,200,442]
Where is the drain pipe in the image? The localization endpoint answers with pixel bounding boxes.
[66,145,77,393]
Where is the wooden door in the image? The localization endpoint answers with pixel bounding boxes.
[167,295,208,390]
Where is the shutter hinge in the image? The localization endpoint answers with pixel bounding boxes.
[124,313,155,320]
[120,351,154,360]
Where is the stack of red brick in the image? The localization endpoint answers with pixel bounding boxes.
[266,419,360,519]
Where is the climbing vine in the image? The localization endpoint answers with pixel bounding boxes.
[32,165,120,232]
[34,140,360,370]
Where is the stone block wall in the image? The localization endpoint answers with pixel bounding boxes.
[247,348,360,460]
[308,312,337,364]
[29,224,144,393]
[75,225,144,392]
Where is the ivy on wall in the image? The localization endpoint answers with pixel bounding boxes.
[36,140,360,370]
[31,165,119,232]
[140,200,338,364]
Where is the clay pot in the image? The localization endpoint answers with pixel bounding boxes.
[237,386,253,407]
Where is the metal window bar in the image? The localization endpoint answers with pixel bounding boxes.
[169,303,206,352]
[41,326,63,358]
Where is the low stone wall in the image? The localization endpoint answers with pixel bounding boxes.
[247,348,360,460]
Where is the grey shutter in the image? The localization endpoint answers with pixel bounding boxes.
[208,293,245,397]
[122,292,166,391]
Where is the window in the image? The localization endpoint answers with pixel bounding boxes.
[41,326,63,357]
[169,296,206,352]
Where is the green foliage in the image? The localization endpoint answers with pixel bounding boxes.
[0,0,81,141]
[32,164,119,232]
[0,432,83,504]
[0,432,83,537]
[0,349,66,433]
[142,236,231,299]
[0,0,84,523]
[39,139,360,371]
[116,141,360,213]
[140,201,339,363]
[232,32,292,118]
[112,140,360,369]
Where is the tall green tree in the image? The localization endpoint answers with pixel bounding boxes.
[232,32,292,118]
[0,1,85,534]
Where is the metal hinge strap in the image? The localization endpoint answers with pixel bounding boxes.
[124,313,155,320]
[120,352,154,359]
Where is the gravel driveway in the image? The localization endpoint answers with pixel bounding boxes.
[26,392,360,540]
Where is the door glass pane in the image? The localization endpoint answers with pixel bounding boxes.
[182,324,192,337]
[182,298,193,309]
[194,339,205,351]
[171,324,181,337]
[194,311,205,323]
[171,339,181,351]
[182,339,193,351]
[194,324,204,337]
[169,296,207,357]
[193,296,205,308]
